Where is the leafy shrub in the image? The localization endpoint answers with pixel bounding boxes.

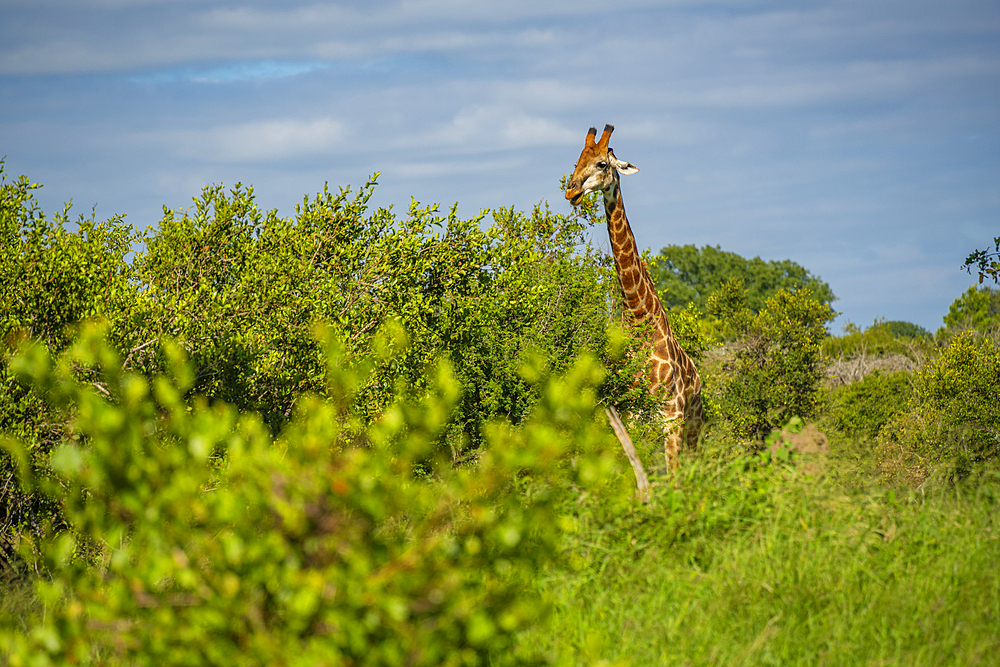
[882,320,931,340]
[829,370,914,439]
[707,279,836,442]
[665,303,716,366]
[0,324,624,666]
[879,331,1000,481]
[0,164,137,351]
[1,163,137,561]
[1,170,655,563]
[131,179,650,447]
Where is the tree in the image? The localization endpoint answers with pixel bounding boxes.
[941,286,1000,333]
[882,320,931,340]
[963,236,1000,285]
[649,244,835,313]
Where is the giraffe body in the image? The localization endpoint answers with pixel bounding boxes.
[566,125,704,468]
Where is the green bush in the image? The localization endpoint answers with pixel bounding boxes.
[131,179,651,447]
[0,164,137,351]
[882,320,931,340]
[1,170,655,563]
[707,279,836,442]
[1,163,138,561]
[829,370,914,439]
[0,324,624,666]
[879,331,1000,480]
[664,303,716,367]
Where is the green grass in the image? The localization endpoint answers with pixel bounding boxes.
[526,436,1000,666]
[0,571,39,637]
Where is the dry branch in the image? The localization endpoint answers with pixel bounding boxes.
[605,406,650,503]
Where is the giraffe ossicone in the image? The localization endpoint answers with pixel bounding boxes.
[566,123,704,469]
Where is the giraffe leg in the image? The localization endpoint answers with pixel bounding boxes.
[664,420,683,470]
[681,417,702,452]
[681,392,704,452]
[662,397,685,470]
[681,415,705,452]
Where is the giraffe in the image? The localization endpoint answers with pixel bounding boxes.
[565,124,704,469]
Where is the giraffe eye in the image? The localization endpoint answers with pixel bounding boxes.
[597,161,608,169]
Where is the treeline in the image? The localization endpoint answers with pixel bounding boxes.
[649,242,836,313]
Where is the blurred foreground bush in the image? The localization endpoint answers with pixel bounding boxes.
[0,325,623,666]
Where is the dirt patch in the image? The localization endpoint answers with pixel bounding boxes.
[770,423,829,475]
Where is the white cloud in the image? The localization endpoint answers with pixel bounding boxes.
[413,107,577,152]
[390,156,524,179]
[127,60,328,84]
[139,118,348,163]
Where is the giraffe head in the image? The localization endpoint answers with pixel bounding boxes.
[565,124,638,207]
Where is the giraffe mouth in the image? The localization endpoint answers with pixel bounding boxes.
[567,190,584,206]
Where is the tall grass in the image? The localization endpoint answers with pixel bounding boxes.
[528,437,1000,665]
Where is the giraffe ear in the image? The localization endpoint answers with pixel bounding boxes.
[612,156,639,175]
[608,148,638,175]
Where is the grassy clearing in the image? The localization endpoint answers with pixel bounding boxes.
[527,436,1000,666]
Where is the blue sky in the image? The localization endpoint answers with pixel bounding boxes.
[2,0,998,332]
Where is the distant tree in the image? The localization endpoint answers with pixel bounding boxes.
[963,236,1000,285]
[649,244,835,313]
[882,321,931,340]
[941,286,1000,333]
[824,320,931,361]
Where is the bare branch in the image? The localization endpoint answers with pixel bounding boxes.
[605,406,650,503]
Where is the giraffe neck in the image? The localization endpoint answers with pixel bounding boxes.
[604,182,673,336]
